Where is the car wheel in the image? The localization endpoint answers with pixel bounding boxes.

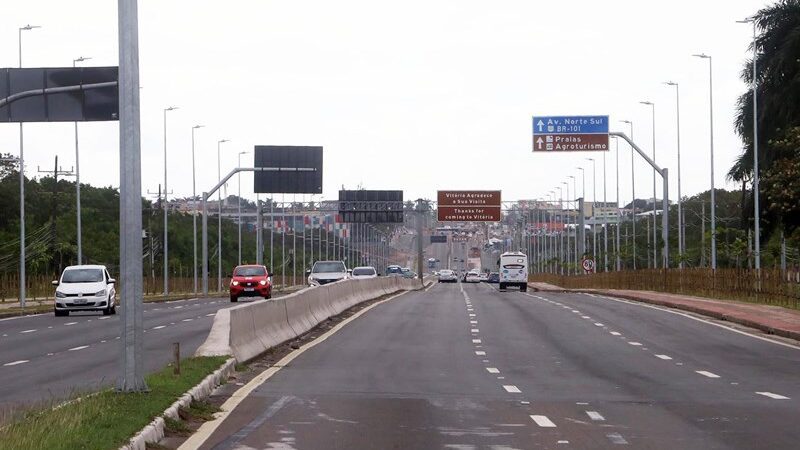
[520,285,527,292]
[499,283,506,290]
[230,295,238,303]
[102,301,112,316]
[110,301,117,315]
[54,309,68,317]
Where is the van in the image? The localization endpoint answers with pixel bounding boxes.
[499,251,528,291]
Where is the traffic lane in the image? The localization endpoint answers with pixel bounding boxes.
[468,283,798,449]
[539,290,800,399]
[0,307,219,407]
[0,297,234,365]
[199,282,562,450]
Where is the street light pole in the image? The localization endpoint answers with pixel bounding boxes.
[562,181,570,274]
[738,18,761,270]
[613,136,621,271]
[620,120,636,269]
[237,151,249,265]
[602,149,608,271]
[191,125,204,295]
[640,101,657,268]
[162,106,178,297]
[217,139,230,292]
[568,175,577,272]
[73,55,91,265]
[586,158,596,261]
[664,82,683,268]
[17,23,40,310]
[694,53,716,270]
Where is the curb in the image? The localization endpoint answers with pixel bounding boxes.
[120,357,236,450]
[568,288,800,342]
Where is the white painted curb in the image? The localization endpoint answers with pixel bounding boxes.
[119,357,236,450]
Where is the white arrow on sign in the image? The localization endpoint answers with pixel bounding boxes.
[537,120,544,131]
[536,137,544,149]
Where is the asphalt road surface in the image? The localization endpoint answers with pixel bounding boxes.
[199,281,800,449]
[0,296,239,409]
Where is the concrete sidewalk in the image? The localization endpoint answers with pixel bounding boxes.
[529,282,800,341]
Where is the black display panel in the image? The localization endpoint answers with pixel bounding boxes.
[0,67,119,122]
[338,190,404,223]
[253,145,323,194]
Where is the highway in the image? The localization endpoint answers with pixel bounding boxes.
[197,281,800,449]
[0,296,236,409]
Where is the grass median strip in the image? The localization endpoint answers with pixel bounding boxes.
[0,355,228,450]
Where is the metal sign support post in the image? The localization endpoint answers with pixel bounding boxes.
[578,198,586,258]
[610,132,669,268]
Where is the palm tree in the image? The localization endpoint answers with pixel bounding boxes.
[733,0,800,237]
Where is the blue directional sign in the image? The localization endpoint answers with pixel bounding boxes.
[532,115,609,135]
[532,115,609,152]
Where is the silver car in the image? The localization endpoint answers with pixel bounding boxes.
[438,269,457,283]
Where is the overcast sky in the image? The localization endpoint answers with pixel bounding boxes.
[0,0,767,207]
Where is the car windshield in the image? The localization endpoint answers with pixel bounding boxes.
[352,267,376,276]
[61,269,104,283]
[234,266,267,277]
[313,262,346,273]
[386,267,403,274]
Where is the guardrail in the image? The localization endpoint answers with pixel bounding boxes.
[196,276,423,362]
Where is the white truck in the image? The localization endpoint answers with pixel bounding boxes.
[499,251,528,292]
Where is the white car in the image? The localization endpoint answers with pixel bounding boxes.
[437,269,457,283]
[53,265,117,316]
[351,266,378,280]
[308,261,349,286]
[465,271,481,283]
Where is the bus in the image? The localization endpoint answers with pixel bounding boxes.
[499,251,528,291]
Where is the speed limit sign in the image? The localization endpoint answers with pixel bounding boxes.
[582,258,595,274]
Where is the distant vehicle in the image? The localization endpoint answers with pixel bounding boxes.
[401,268,417,279]
[230,265,272,302]
[487,272,500,283]
[478,272,489,282]
[386,265,404,276]
[465,271,481,283]
[351,266,378,280]
[438,269,457,283]
[308,261,349,286]
[53,265,116,316]
[499,251,528,291]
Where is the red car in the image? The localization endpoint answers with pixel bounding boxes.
[229,265,272,302]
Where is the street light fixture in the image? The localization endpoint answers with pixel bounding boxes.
[639,100,657,268]
[738,18,761,271]
[693,53,716,270]
[191,125,204,295]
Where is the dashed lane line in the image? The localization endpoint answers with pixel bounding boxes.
[472,339,482,344]
[529,415,557,427]
[586,411,605,421]
[655,354,673,360]
[3,360,29,366]
[696,370,721,379]
[486,367,500,374]
[503,385,522,393]
[68,345,89,351]
[607,432,629,445]
[64,322,77,326]
[755,391,790,400]
[628,342,642,346]
[475,351,486,356]
[20,329,36,334]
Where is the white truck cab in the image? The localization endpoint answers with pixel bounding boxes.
[499,251,528,292]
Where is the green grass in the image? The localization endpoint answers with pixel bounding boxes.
[0,356,228,450]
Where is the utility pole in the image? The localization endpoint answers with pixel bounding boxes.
[37,156,74,273]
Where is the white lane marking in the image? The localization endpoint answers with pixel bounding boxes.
[557,440,570,444]
[98,317,110,320]
[47,326,53,329]
[581,316,591,319]
[497,376,505,379]
[64,322,77,326]
[586,411,605,421]
[182,318,193,322]
[206,313,215,317]
[529,415,556,427]
[20,329,36,334]
[503,385,521,393]
[628,342,642,346]
[607,433,628,445]
[594,323,604,327]
[696,370,721,378]
[576,402,589,405]
[68,345,89,351]
[580,293,800,351]
[173,306,183,309]
[3,360,29,366]
[153,325,166,330]
[475,351,486,356]
[655,354,673,360]
[572,310,580,313]
[472,339,482,344]
[610,331,621,336]
[100,340,107,343]
[469,314,476,317]
[486,367,500,374]
[471,328,479,333]
[756,391,790,400]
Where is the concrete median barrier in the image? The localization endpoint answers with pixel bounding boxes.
[197,277,426,362]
